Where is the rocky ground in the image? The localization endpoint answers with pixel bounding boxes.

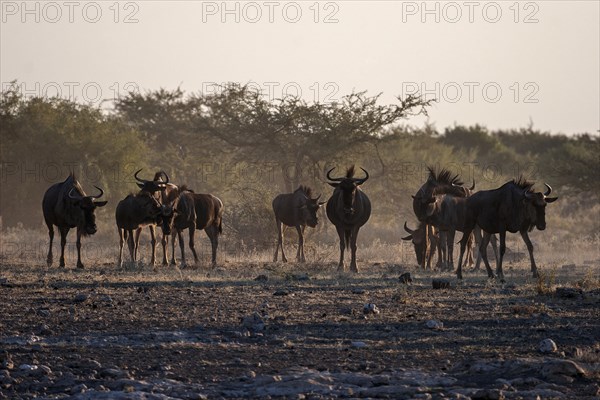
[0,261,599,399]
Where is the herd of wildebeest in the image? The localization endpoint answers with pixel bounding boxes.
[41,165,558,281]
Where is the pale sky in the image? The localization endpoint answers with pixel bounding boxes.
[1,0,599,134]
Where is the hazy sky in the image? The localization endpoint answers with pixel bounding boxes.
[1,0,599,134]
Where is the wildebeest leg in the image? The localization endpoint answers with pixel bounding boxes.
[473,227,483,271]
[295,225,306,263]
[335,226,346,271]
[456,229,473,279]
[447,229,456,272]
[161,233,169,266]
[46,223,54,267]
[273,219,287,262]
[349,228,360,273]
[189,228,199,265]
[205,225,219,267]
[148,225,157,267]
[170,231,178,266]
[466,233,474,268]
[58,227,69,267]
[439,231,448,270]
[118,228,125,268]
[177,230,187,267]
[76,228,84,269]
[479,232,495,279]
[127,229,136,263]
[520,230,538,278]
[490,234,499,267]
[133,228,142,261]
[497,230,507,282]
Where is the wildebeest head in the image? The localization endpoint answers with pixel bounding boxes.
[521,182,558,231]
[296,186,326,227]
[68,186,108,235]
[134,169,169,194]
[327,166,369,215]
[412,167,474,221]
[401,221,427,266]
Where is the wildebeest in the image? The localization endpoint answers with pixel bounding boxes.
[401,221,440,269]
[170,187,223,267]
[412,167,474,223]
[42,173,107,268]
[326,166,371,273]
[272,186,326,263]
[115,191,165,267]
[133,169,180,266]
[455,177,558,281]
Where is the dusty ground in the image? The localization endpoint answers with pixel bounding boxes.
[0,258,599,399]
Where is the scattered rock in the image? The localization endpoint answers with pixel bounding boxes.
[291,273,310,281]
[351,341,367,348]
[363,303,380,315]
[399,272,412,284]
[241,312,266,332]
[352,288,365,294]
[36,308,51,317]
[541,359,586,378]
[432,279,450,289]
[472,389,505,400]
[555,287,582,298]
[73,293,89,303]
[273,290,289,296]
[425,320,444,330]
[539,338,558,353]
[254,274,269,282]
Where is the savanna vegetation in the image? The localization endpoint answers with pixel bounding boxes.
[1,81,598,256]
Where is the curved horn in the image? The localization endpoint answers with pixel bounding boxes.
[326,167,344,182]
[543,183,552,197]
[91,185,104,199]
[403,221,415,234]
[68,188,82,200]
[523,188,533,199]
[159,171,170,184]
[469,179,475,191]
[315,194,321,201]
[134,169,147,183]
[355,167,369,184]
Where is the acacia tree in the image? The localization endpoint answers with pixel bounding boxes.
[188,84,434,191]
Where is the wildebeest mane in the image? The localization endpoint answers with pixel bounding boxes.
[295,185,313,198]
[427,166,463,186]
[512,176,535,192]
[153,171,168,182]
[346,165,356,178]
[179,185,194,193]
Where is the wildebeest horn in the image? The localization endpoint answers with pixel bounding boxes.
[134,169,147,183]
[91,186,104,199]
[326,167,344,182]
[68,188,83,200]
[523,188,533,199]
[469,179,475,191]
[543,183,552,197]
[315,194,321,201]
[354,167,369,185]
[158,171,170,184]
[403,221,415,234]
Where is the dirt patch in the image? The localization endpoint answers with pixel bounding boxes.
[0,262,599,399]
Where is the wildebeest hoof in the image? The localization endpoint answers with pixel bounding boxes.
[77,263,85,269]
